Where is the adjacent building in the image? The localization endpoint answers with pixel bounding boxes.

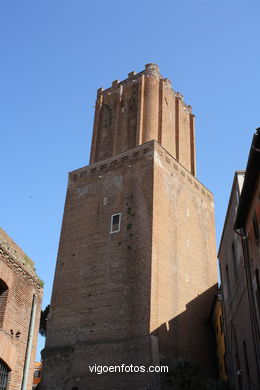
[234,129,260,387]
[0,228,43,390]
[210,291,228,382]
[219,128,260,389]
[33,362,42,389]
[42,64,218,390]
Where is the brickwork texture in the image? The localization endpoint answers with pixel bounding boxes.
[0,228,43,390]
[42,64,217,390]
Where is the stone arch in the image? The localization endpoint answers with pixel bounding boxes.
[0,279,9,328]
[0,261,13,328]
[0,358,10,390]
[0,261,13,289]
[0,333,17,371]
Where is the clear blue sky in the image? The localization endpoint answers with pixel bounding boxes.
[1,0,259,359]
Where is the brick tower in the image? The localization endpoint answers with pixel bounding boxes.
[42,64,217,390]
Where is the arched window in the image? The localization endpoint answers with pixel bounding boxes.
[0,279,8,327]
[0,279,8,297]
[0,359,10,390]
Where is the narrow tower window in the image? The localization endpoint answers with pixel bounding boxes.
[231,242,238,282]
[255,269,260,314]
[110,213,121,233]
[252,212,259,241]
[225,265,231,301]
[0,279,8,327]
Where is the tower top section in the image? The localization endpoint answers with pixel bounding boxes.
[90,64,196,175]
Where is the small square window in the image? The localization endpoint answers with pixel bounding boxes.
[110,213,121,233]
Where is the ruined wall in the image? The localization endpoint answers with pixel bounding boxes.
[0,230,43,390]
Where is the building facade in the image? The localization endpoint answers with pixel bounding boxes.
[42,64,218,390]
[0,228,43,390]
[219,129,260,390]
[234,129,260,388]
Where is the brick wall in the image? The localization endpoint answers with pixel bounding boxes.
[42,141,217,389]
[90,64,196,175]
[0,231,43,390]
[151,142,217,376]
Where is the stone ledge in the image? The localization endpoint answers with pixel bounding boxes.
[69,140,213,203]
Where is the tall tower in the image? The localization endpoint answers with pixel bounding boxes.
[90,63,196,175]
[42,64,217,390]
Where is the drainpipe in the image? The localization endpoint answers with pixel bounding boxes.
[21,294,37,390]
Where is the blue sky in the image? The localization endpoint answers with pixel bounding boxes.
[1,0,259,359]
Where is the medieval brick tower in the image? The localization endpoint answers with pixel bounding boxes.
[42,64,217,390]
